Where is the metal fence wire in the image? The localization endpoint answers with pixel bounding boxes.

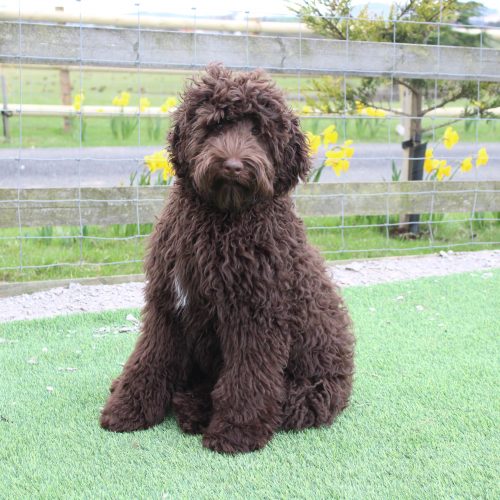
[0,1,499,282]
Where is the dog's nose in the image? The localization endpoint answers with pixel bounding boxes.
[222,158,243,175]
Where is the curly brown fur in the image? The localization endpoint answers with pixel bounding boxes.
[100,64,355,453]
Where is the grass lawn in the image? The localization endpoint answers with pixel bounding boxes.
[1,67,498,148]
[1,213,499,282]
[3,114,498,149]
[0,271,499,498]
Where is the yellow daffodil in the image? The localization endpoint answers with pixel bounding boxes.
[160,97,178,113]
[365,107,386,118]
[162,162,175,181]
[430,159,440,172]
[322,124,338,147]
[460,156,473,173]
[121,92,131,106]
[423,148,435,173]
[325,149,350,176]
[72,92,84,111]
[139,97,151,112]
[471,100,485,110]
[443,126,459,150]
[325,149,344,161]
[301,105,314,115]
[112,91,131,107]
[355,101,365,114]
[476,147,489,167]
[335,159,350,176]
[436,161,452,181]
[341,139,354,158]
[305,131,321,157]
[144,150,175,180]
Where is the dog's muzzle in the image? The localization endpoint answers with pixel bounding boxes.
[191,122,275,211]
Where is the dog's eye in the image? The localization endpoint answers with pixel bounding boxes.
[212,123,224,134]
[251,125,260,136]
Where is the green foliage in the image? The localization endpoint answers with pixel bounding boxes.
[68,116,87,142]
[146,117,162,141]
[391,160,401,181]
[293,1,490,45]
[37,225,54,245]
[110,114,138,141]
[309,166,323,182]
[293,0,500,134]
[472,211,489,230]
[36,225,90,246]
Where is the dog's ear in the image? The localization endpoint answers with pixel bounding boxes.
[276,116,311,194]
[167,63,231,177]
[167,123,181,174]
[167,86,197,178]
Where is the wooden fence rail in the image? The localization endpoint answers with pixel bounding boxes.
[0,182,497,228]
[1,22,499,82]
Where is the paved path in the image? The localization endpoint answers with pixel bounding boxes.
[0,143,498,188]
[0,250,498,322]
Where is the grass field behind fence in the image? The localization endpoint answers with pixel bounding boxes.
[0,271,498,498]
[1,213,499,282]
[0,67,498,148]
[3,115,498,150]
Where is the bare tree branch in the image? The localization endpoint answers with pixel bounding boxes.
[394,78,419,95]
[396,0,418,20]
[421,92,468,116]
[357,100,407,116]
[421,117,464,134]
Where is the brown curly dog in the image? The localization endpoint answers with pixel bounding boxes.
[100,64,355,453]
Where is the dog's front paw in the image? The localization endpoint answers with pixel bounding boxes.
[202,417,272,453]
[100,385,166,432]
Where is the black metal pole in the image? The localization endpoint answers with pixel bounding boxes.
[408,141,427,234]
[1,75,12,143]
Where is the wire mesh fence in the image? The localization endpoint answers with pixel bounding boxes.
[0,1,499,283]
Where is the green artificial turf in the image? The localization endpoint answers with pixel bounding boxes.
[0,271,499,498]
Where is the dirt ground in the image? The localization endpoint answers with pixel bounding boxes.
[0,249,498,323]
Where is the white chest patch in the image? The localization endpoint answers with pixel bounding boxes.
[174,274,189,310]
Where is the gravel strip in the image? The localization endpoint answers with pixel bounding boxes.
[1,249,498,323]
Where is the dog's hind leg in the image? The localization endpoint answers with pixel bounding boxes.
[281,374,352,431]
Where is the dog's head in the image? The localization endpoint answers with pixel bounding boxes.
[168,64,311,212]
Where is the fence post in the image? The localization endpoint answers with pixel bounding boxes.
[399,83,424,233]
[1,75,12,142]
[59,67,72,132]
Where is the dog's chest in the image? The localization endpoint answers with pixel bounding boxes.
[173,272,189,311]
[172,265,211,314]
